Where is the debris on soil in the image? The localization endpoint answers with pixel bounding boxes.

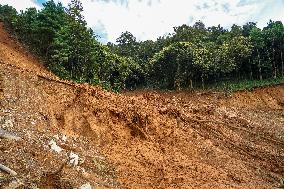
[48,139,63,154]
[69,152,79,166]
[0,128,21,141]
[0,22,284,188]
[80,182,92,189]
[0,164,17,176]
[3,179,24,189]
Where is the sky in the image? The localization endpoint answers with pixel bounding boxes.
[1,0,284,43]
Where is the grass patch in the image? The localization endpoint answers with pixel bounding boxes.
[211,77,284,93]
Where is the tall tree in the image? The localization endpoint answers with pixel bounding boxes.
[50,0,96,81]
[150,42,195,89]
[242,22,257,37]
[0,4,17,29]
[115,31,138,57]
[263,20,284,78]
[250,27,266,80]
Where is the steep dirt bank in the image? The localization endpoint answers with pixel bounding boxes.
[0,23,54,77]
[1,23,284,188]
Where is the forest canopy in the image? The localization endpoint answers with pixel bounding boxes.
[0,0,284,91]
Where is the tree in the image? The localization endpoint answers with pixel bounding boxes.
[50,0,96,81]
[173,24,192,42]
[150,42,195,89]
[35,0,66,57]
[173,21,208,44]
[1,1,283,91]
[192,42,216,89]
[67,0,85,24]
[230,24,242,37]
[13,7,38,47]
[115,31,138,58]
[208,25,226,44]
[227,36,253,79]
[94,45,139,91]
[0,4,17,29]
[250,27,266,80]
[242,22,257,37]
[263,20,284,78]
[10,1,66,58]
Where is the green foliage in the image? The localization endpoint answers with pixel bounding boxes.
[0,0,140,92]
[149,42,195,89]
[11,1,66,57]
[34,0,66,57]
[50,14,95,81]
[1,1,284,92]
[93,45,140,91]
[0,4,17,28]
[212,78,284,93]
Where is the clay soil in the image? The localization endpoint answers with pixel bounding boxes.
[1,23,284,189]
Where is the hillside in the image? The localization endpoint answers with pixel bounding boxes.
[1,23,284,189]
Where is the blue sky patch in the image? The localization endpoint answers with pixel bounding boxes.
[34,0,47,6]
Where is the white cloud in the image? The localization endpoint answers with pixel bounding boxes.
[253,0,284,28]
[2,0,284,43]
[80,0,199,42]
[79,0,284,42]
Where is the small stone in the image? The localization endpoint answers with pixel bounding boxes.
[69,152,79,166]
[48,139,63,153]
[80,182,92,189]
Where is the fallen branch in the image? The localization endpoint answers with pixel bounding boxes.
[0,164,17,176]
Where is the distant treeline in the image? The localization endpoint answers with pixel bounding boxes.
[1,0,284,91]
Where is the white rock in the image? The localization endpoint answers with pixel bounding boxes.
[69,152,79,166]
[53,134,60,140]
[79,183,92,189]
[48,139,63,153]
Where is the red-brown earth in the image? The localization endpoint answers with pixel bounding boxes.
[0,23,284,189]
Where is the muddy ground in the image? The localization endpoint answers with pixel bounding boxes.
[0,23,284,189]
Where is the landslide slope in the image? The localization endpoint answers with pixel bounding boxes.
[1,23,284,189]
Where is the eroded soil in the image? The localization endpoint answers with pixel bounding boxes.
[1,23,284,189]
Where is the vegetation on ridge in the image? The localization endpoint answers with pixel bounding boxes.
[0,0,284,92]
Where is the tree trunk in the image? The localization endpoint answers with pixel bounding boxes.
[45,44,52,58]
[201,74,205,90]
[189,70,193,90]
[174,63,181,91]
[249,59,253,80]
[281,50,284,78]
[257,50,262,81]
[273,48,277,79]
[71,63,74,78]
